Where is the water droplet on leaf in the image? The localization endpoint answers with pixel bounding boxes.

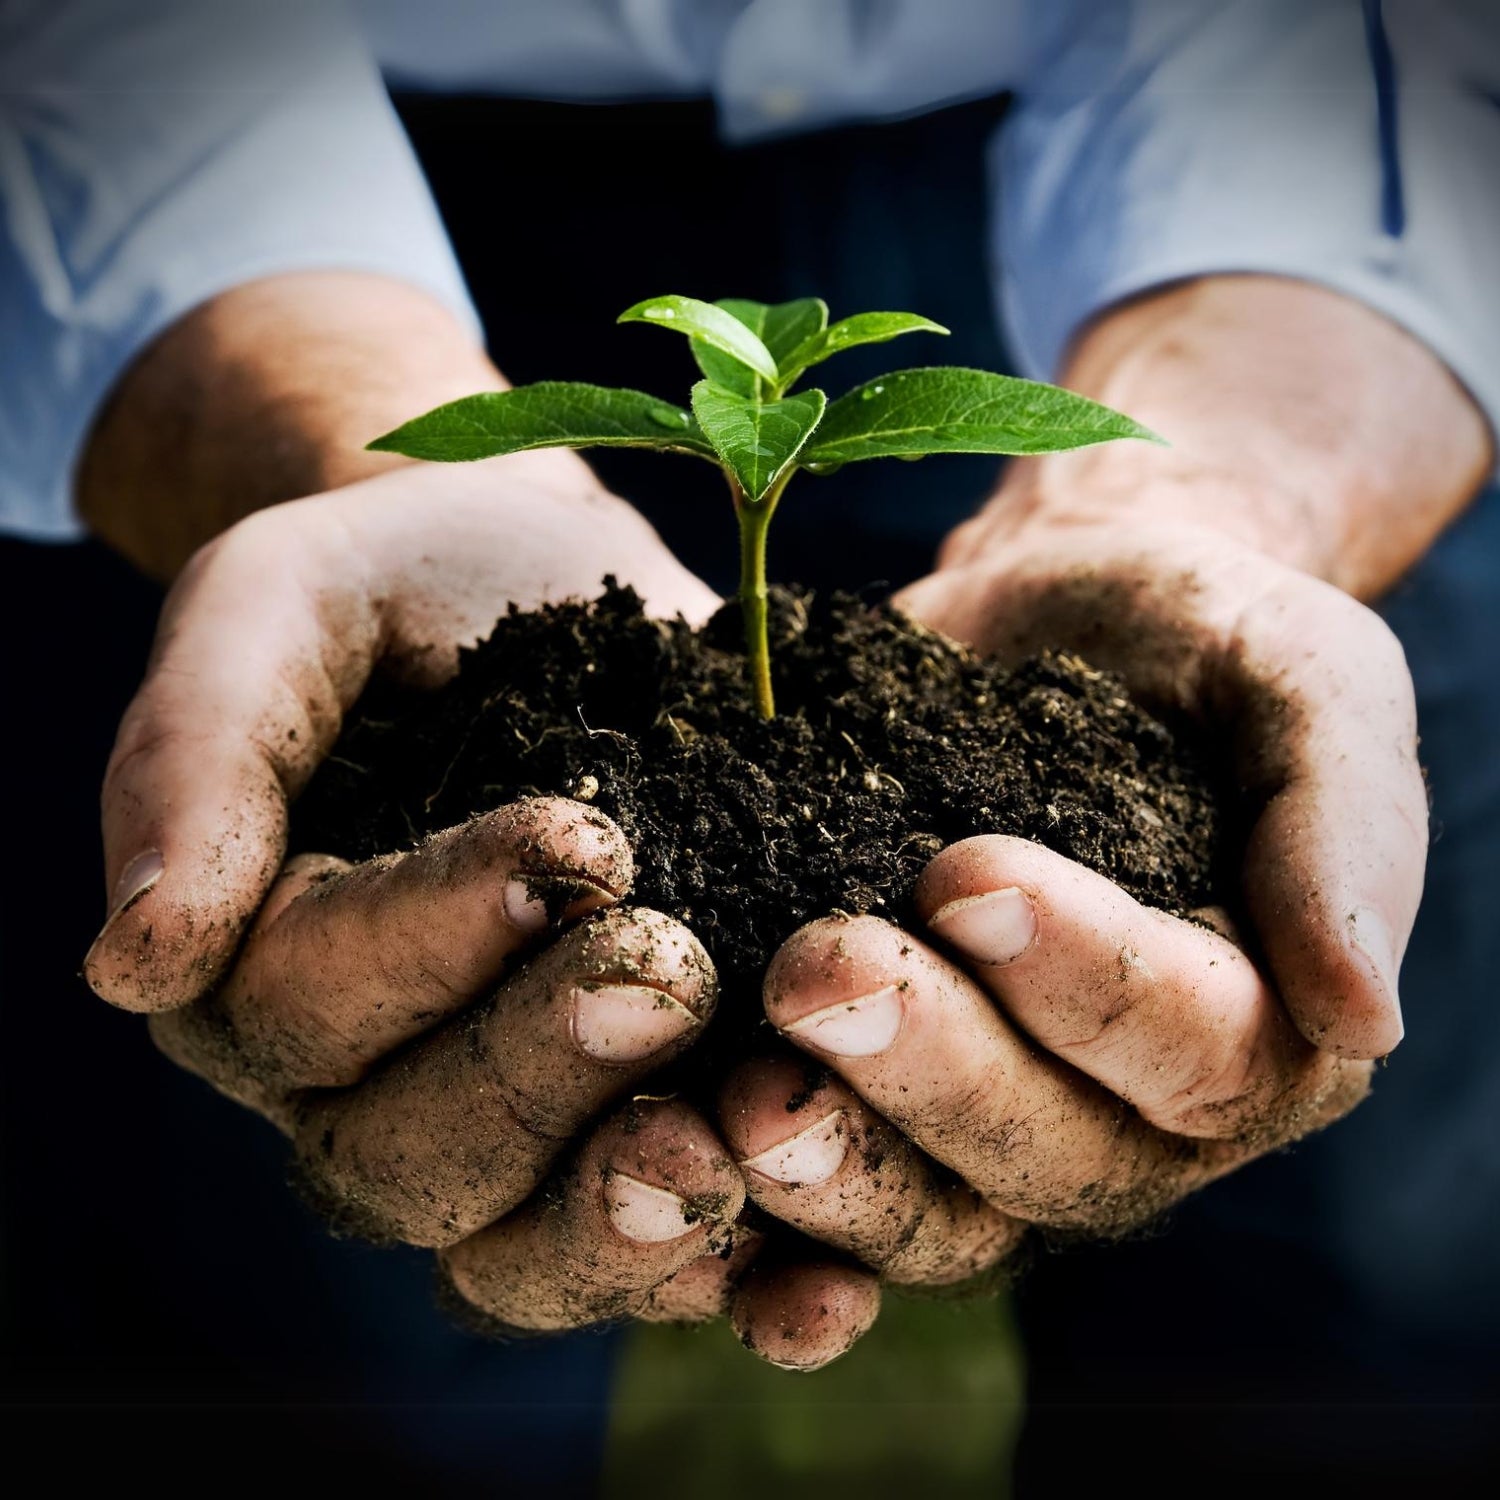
[650,406,689,428]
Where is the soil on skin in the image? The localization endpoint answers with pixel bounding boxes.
[293,584,1225,1081]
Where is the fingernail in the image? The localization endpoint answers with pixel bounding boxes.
[503,878,549,935]
[740,1110,846,1186]
[782,985,904,1058]
[604,1172,693,1243]
[109,850,164,919]
[763,1352,841,1374]
[88,851,164,956]
[928,887,1037,966]
[84,851,165,978]
[1349,906,1404,1030]
[504,874,616,937]
[571,983,698,1063]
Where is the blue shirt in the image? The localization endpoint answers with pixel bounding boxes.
[1,0,1498,541]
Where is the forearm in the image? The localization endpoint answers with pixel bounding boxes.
[77,272,509,579]
[948,276,1494,600]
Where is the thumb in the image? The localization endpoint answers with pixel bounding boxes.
[83,511,381,1012]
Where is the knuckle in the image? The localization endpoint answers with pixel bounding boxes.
[289,1142,431,1249]
[881,1197,1020,1287]
[990,1099,1200,1236]
[489,1067,582,1145]
[219,953,377,1092]
[102,702,210,794]
[1047,1151,1199,1239]
[438,1226,662,1332]
[147,1002,290,1122]
[146,1004,223,1084]
[209,505,297,569]
[291,1091,527,1251]
[1146,1035,1266,1134]
[1158,1046,1370,1146]
[898,1065,1013,1168]
[435,1244,554,1330]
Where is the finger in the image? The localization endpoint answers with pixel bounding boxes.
[148,850,351,1130]
[437,1099,744,1332]
[730,1253,881,1372]
[900,533,1423,1059]
[721,1056,1024,1285]
[635,1228,766,1325]
[291,908,716,1247]
[916,837,1371,1141]
[83,511,384,1013]
[765,915,1222,1235]
[158,796,632,1097]
[1223,581,1425,1059]
[149,797,630,1109]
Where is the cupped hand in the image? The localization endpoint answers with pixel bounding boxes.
[902,517,1424,1060]
[720,517,1424,1333]
[82,453,717,1012]
[150,794,752,1335]
[78,459,829,1353]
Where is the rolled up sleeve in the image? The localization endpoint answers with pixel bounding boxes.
[0,0,478,541]
[994,0,1500,447]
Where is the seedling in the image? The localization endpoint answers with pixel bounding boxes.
[370,295,1161,719]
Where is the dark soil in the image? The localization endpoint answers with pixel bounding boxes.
[293,584,1225,1081]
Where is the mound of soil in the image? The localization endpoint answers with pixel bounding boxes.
[294,584,1224,1078]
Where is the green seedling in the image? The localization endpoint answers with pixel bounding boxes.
[370,295,1162,719]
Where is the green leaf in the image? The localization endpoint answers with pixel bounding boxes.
[692,297,829,397]
[777,311,949,388]
[618,295,779,384]
[805,368,1165,465]
[690,380,827,501]
[366,382,712,462]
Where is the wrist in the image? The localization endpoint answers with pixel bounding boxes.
[943,444,1341,585]
[79,271,502,580]
[942,276,1491,601]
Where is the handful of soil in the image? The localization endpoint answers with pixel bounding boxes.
[293,584,1224,1079]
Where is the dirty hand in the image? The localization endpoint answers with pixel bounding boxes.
[80,458,844,1352]
[718,518,1421,1335]
[719,510,1426,1332]
[716,276,1485,1337]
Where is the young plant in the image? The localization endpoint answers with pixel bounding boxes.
[369,295,1161,719]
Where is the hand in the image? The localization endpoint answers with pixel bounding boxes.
[719,274,1476,1351]
[71,462,773,1347]
[719,514,1425,1335]
[84,461,878,1359]
[83,453,717,1011]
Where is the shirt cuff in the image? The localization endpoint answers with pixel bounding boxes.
[992,0,1500,464]
[0,0,480,543]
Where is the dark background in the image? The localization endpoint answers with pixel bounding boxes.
[3,93,1498,1494]
[0,95,1010,1492]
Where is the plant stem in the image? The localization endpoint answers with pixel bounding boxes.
[733,467,796,721]
[739,498,775,719]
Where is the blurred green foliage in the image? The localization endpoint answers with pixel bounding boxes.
[604,1292,1024,1497]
